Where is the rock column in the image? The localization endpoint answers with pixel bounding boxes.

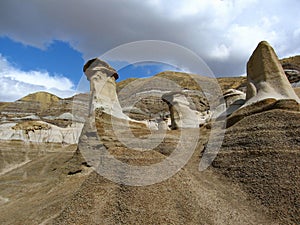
[162,91,204,129]
[83,58,128,119]
[245,41,300,106]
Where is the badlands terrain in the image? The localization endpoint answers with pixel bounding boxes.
[0,41,300,224]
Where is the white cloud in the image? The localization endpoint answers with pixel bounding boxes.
[210,44,230,61]
[0,55,75,102]
[0,0,300,77]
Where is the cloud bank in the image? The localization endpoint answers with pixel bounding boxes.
[0,55,75,101]
[0,0,300,77]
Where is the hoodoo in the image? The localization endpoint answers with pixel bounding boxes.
[227,41,300,127]
[84,58,129,119]
[245,41,300,105]
[162,91,209,129]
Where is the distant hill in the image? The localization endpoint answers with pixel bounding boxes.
[118,71,247,94]
[0,91,89,128]
[19,91,61,111]
[280,55,300,67]
[0,92,61,115]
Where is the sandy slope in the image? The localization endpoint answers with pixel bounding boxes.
[0,124,273,225]
[213,109,300,224]
[52,112,272,225]
[3,108,299,224]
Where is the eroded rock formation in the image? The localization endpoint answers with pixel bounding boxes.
[223,89,246,107]
[0,121,83,144]
[245,41,300,105]
[282,63,300,85]
[83,58,128,119]
[162,91,210,129]
[227,41,300,127]
[0,92,88,144]
[222,89,246,116]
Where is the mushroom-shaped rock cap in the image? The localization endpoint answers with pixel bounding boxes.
[162,91,187,105]
[83,58,119,80]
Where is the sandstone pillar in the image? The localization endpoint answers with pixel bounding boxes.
[83,58,128,119]
[245,41,300,106]
[162,92,204,129]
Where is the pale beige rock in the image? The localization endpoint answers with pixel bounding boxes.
[0,121,83,144]
[162,91,210,129]
[294,87,300,98]
[222,89,246,116]
[245,41,300,106]
[158,120,169,130]
[226,41,300,127]
[223,89,246,107]
[84,58,128,119]
[83,58,159,132]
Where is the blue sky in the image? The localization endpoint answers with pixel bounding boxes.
[1,0,300,101]
[0,37,84,84]
[0,36,178,84]
[0,37,181,101]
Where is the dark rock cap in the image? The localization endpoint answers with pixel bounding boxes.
[83,58,119,80]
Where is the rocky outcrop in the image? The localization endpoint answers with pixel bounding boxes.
[222,89,246,116]
[0,92,88,144]
[227,98,299,127]
[245,41,300,105]
[162,91,210,129]
[281,63,300,88]
[0,92,89,124]
[0,121,83,144]
[216,77,247,93]
[212,47,300,224]
[280,55,300,85]
[83,58,128,119]
[294,87,300,98]
[117,71,218,122]
[227,41,300,127]
[1,92,61,115]
[223,89,246,107]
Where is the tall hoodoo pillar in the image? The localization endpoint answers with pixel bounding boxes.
[245,41,300,106]
[83,58,128,119]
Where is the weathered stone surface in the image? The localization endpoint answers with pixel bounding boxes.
[280,56,300,86]
[0,121,83,144]
[245,41,300,105]
[223,89,246,107]
[214,109,300,224]
[0,92,88,144]
[227,98,299,127]
[222,89,246,116]
[117,72,213,121]
[294,87,300,98]
[162,91,210,129]
[282,65,300,85]
[83,58,128,119]
[227,41,300,127]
